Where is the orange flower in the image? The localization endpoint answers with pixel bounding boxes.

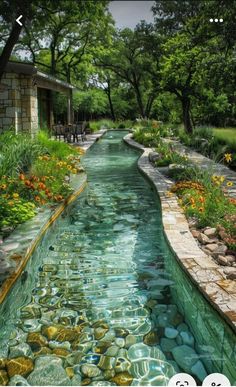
[199,207,204,212]
[47,193,53,199]
[38,182,46,190]
[25,180,31,187]
[199,196,205,203]
[190,197,195,204]
[0,184,7,190]
[30,183,35,190]
[12,193,19,199]
[34,195,40,202]
[19,174,25,181]
[41,199,46,205]
[55,195,63,202]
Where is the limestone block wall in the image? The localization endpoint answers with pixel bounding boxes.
[0,73,38,134]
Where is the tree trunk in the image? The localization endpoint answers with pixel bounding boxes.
[181,97,193,133]
[0,17,25,81]
[145,94,155,119]
[134,86,145,118]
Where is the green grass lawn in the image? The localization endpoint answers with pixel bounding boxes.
[213,128,236,145]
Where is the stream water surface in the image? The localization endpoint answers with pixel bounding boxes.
[0,131,235,386]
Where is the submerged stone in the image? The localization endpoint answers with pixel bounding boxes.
[26,332,48,351]
[191,360,207,381]
[27,355,71,386]
[81,364,102,378]
[9,375,30,386]
[143,331,159,346]
[128,343,151,360]
[111,371,133,386]
[125,335,137,348]
[115,357,131,373]
[94,327,108,340]
[172,345,199,372]
[71,374,82,385]
[179,331,195,347]
[164,327,178,339]
[9,343,33,359]
[98,355,116,370]
[114,328,129,338]
[6,357,34,377]
[0,370,8,386]
[105,345,119,357]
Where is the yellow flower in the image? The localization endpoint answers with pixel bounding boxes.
[12,193,19,199]
[8,201,14,206]
[191,204,196,209]
[199,207,204,212]
[72,168,77,174]
[224,153,232,163]
[0,184,7,190]
[227,181,233,187]
[219,176,225,183]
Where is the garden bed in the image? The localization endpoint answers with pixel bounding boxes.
[132,122,236,274]
[124,133,236,332]
[0,130,106,303]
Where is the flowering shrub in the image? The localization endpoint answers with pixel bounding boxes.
[170,175,236,250]
[0,131,85,236]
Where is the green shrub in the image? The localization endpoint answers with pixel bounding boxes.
[37,131,76,159]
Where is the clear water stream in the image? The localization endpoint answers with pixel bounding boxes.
[0,130,235,386]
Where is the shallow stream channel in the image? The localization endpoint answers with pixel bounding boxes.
[0,130,235,386]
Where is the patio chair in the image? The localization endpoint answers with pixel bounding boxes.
[72,121,87,142]
[52,124,66,141]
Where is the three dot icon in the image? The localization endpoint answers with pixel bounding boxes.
[209,18,223,22]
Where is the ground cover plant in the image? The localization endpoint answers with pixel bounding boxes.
[0,131,84,236]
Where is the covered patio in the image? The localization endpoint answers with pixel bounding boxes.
[0,61,74,135]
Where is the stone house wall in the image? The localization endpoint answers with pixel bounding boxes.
[0,72,38,135]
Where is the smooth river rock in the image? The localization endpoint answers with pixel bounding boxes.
[0,370,8,386]
[81,364,101,378]
[9,375,30,386]
[111,371,133,386]
[164,327,178,339]
[9,343,33,359]
[27,356,71,386]
[172,345,199,372]
[6,357,34,377]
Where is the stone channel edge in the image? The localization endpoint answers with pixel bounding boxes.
[123,133,236,333]
[0,130,106,305]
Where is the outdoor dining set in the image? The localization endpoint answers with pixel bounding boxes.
[52,121,89,143]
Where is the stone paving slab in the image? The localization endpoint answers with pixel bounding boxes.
[72,129,107,152]
[0,130,106,304]
[165,139,236,198]
[124,133,236,332]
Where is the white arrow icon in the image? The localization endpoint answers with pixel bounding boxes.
[16,15,23,26]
